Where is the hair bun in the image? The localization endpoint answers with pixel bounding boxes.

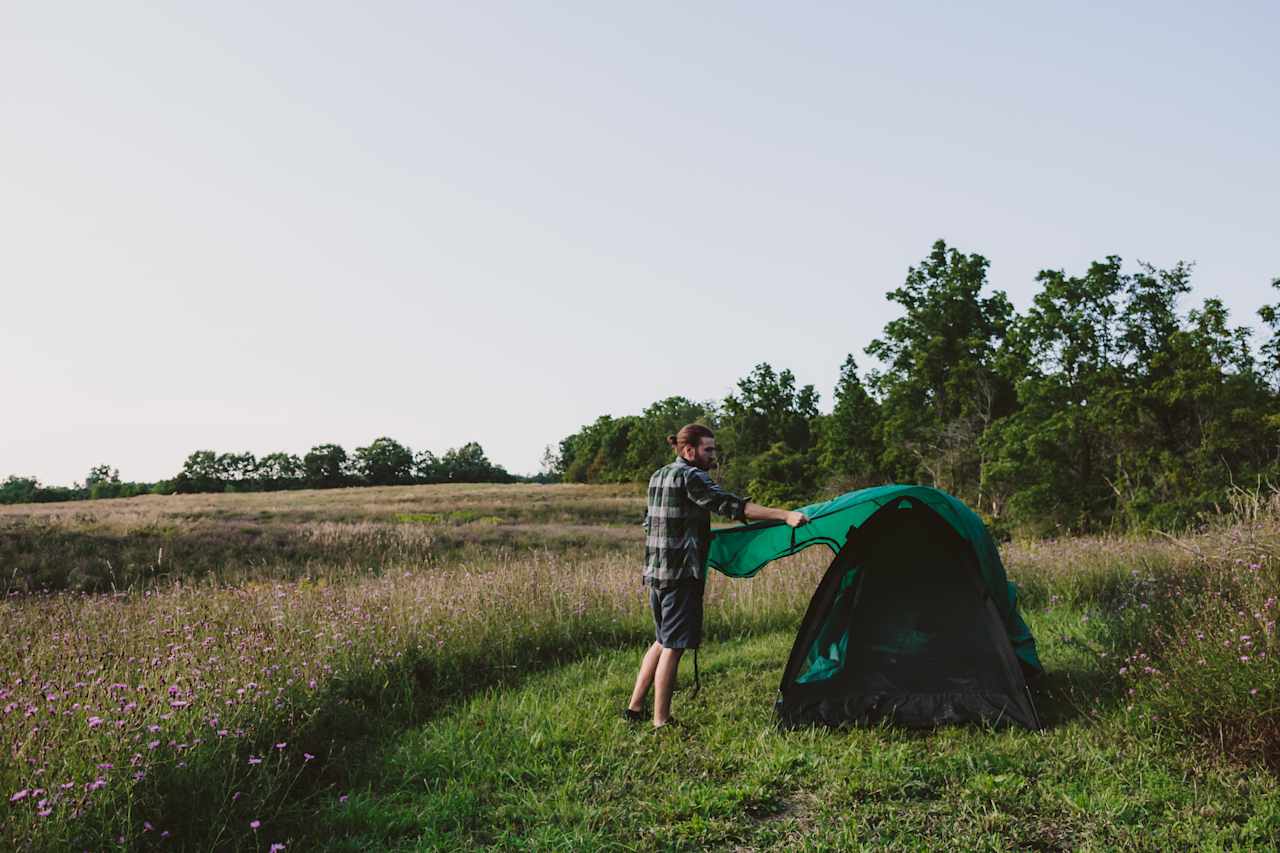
[666,434,678,447]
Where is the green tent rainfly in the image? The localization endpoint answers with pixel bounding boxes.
[709,484,1041,673]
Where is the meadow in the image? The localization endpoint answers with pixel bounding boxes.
[1,484,1277,850]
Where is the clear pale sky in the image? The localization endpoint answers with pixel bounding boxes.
[3,2,1277,485]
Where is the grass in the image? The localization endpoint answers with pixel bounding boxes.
[1,483,1278,850]
[318,625,1279,850]
[0,483,644,592]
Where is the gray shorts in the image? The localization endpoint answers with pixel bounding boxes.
[649,578,705,649]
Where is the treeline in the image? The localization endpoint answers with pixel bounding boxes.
[0,466,155,505]
[551,241,1280,534]
[0,438,521,504]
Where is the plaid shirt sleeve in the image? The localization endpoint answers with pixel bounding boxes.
[684,468,749,522]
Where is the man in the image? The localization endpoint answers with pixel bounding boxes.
[626,423,808,728]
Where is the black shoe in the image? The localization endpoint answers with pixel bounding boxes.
[623,707,646,723]
[652,717,681,730]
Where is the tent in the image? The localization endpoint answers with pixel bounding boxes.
[708,485,1042,730]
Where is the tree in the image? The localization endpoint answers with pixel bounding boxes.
[866,240,1015,504]
[1115,296,1272,528]
[1120,262,1192,372]
[303,444,351,489]
[86,464,121,499]
[218,452,258,491]
[537,445,560,481]
[746,442,817,506]
[558,415,641,483]
[981,258,1130,530]
[439,442,512,483]
[982,258,1277,532]
[85,464,119,487]
[817,355,884,490]
[173,450,226,493]
[1258,277,1280,389]
[413,449,443,483]
[0,476,39,505]
[256,452,304,490]
[621,397,716,479]
[718,363,819,493]
[353,437,414,486]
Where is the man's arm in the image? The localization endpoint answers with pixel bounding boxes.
[743,502,809,528]
[684,469,809,527]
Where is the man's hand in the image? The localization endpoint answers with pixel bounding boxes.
[743,502,810,527]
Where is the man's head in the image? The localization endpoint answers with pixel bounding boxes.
[667,423,717,471]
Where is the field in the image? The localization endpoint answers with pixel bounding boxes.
[2,484,1278,850]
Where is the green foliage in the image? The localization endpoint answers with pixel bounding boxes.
[624,396,714,477]
[718,363,819,494]
[554,402,717,485]
[353,437,414,486]
[865,240,1016,502]
[981,258,1133,531]
[304,443,353,489]
[218,451,258,491]
[257,452,305,490]
[0,475,83,504]
[1257,277,1280,389]
[816,354,884,490]
[85,463,119,491]
[3,243,1276,531]
[558,415,642,483]
[746,442,817,506]
[0,438,524,505]
[413,449,442,482]
[0,476,40,504]
[173,449,227,493]
[438,441,515,483]
[554,242,1280,534]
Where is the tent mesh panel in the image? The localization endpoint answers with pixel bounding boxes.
[780,503,1039,729]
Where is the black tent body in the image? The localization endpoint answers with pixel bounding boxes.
[774,498,1041,730]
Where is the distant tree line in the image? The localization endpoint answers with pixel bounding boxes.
[0,465,155,505]
[550,240,1280,534]
[0,439,521,504]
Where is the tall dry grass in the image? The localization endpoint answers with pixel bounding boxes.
[1002,486,1280,768]
[1,482,1277,848]
[0,484,645,592]
[0,530,826,849]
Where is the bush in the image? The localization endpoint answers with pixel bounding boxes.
[1122,550,1279,769]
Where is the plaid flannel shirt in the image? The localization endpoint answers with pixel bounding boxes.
[643,458,749,586]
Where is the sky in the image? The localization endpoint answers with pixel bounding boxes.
[2,1,1277,485]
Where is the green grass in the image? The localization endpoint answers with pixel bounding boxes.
[307,614,1279,850]
[2,483,1278,850]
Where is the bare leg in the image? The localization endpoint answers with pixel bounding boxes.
[653,646,685,726]
[628,641,663,712]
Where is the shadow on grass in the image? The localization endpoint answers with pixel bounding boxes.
[1029,601,1152,727]
[111,614,801,850]
[107,605,1132,848]
[1029,663,1125,728]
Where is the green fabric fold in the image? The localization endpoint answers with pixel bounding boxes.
[708,484,1043,674]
